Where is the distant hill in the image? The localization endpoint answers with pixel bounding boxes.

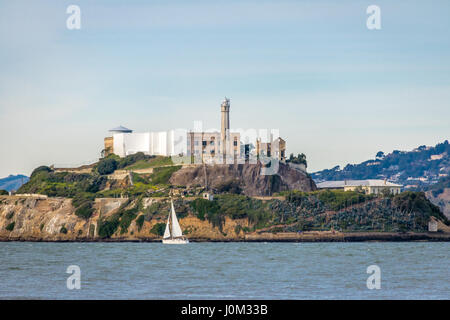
[423,176,450,219]
[0,175,29,192]
[311,140,449,189]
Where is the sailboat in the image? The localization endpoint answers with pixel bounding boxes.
[162,200,189,244]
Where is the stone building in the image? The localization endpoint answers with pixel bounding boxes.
[186,98,240,164]
[256,136,286,162]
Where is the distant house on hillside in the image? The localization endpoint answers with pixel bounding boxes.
[428,218,438,232]
[316,179,402,195]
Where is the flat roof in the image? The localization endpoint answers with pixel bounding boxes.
[317,179,403,189]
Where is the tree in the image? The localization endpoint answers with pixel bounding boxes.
[375,151,385,159]
[380,187,391,198]
[97,158,117,175]
[30,166,53,178]
[287,153,307,167]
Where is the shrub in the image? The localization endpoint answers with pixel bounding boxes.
[0,189,8,195]
[97,158,118,175]
[136,215,145,231]
[117,152,152,169]
[30,166,53,178]
[6,211,14,219]
[119,210,138,234]
[60,225,68,234]
[150,223,166,236]
[215,179,242,194]
[150,166,181,185]
[190,198,219,220]
[131,172,150,185]
[85,176,107,193]
[98,216,120,238]
[75,202,94,219]
[393,191,447,223]
[98,198,142,237]
[72,192,95,208]
[6,222,15,231]
[72,193,96,219]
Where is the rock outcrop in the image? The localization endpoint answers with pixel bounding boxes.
[0,196,247,241]
[170,162,316,196]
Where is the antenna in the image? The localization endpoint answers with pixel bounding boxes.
[203,163,208,191]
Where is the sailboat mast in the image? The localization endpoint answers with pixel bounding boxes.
[168,208,173,239]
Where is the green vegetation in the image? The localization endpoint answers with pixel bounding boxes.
[150,223,166,236]
[426,176,450,197]
[0,189,8,195]
[97,158,117,175]
[190,195,270,231]
[125,156,173,170]
[131,172,150,184]
[6,211,14,219]
[149,166,181,185]
[136,215,145,231]
[186,190,445,233]
[97,198,142,238]
[190,198,218,220]
[31,166,53,177]
[97,216,120,238]
[18,169,104,198]
[60,225,68,234]
[311,140,449,187]
[73,193,96,219]
[6,221,15,231]
[75,202,94,219]
[315,189,373,211]
[392,191,447,224]
[286,153,307,167]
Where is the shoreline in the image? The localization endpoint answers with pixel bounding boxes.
[1,232,449,243]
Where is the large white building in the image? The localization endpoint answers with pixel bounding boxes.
[316,179,403,195]
[111,130,175,157]
[104,126,177,158]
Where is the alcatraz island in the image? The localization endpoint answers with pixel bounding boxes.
[1,99,449,242]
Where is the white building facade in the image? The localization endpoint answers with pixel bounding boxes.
[110,130,178,157]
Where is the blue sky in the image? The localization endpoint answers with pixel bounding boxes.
[0,0,449,177]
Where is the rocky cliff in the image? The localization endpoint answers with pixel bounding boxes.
[0,196,247,241]
[170,162,316,196]
[2,190,448,242]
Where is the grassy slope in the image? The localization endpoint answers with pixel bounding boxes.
[125,156,173,170]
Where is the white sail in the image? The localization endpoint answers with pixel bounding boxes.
[170,201,183,238]
[163,211,171,239]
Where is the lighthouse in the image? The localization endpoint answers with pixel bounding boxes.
[220,97,230,160]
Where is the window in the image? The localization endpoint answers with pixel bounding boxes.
[202,141,207,146]
[233,141,238,146]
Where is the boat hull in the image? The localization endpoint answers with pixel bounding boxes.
[162,238,189,244]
